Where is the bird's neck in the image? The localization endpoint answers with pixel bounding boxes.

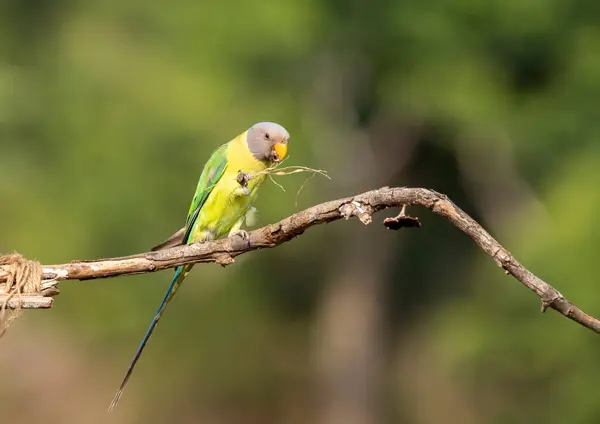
[229,131,270,174]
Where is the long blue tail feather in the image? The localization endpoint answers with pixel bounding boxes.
[108,266,186,411]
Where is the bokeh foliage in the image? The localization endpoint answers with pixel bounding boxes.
[1,0,599,423]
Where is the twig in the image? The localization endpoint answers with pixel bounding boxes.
[0,187,598,335]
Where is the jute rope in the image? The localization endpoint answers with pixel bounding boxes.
[0,253,43,338]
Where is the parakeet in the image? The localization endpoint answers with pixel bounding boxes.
[108,122,289,410]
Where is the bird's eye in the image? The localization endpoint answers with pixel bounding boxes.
[264,133,270,140]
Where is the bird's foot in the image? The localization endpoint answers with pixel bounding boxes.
[230,229,250,242]
[236,170,251,188]
[235,171,252,197]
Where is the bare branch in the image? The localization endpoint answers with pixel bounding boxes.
[1,187,598,334]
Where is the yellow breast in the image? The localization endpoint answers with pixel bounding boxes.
[190,131,269,241]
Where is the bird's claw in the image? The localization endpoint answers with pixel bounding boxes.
[234,171,251,197]
[236,170,251,188]
[230,229,250,242]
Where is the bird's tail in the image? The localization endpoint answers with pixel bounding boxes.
[108,264,192,411]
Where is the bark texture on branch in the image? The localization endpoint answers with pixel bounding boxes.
[1,187,598,334]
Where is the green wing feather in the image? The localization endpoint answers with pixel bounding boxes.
[182,142,229,243]
[150,143,229,251]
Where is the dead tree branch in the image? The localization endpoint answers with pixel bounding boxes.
[1,187,599,334]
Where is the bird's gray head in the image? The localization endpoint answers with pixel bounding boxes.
[246,122,289,163]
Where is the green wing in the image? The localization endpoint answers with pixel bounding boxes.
[182,142,229,244]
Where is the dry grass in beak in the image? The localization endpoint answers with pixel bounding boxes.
[253,158,330,203]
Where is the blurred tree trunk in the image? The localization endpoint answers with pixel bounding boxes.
[315,229,392,424]
[305,63,416,423]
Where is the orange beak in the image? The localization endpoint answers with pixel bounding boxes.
[273,142,288,161]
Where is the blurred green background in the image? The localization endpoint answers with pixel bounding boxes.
[2,0,600,423]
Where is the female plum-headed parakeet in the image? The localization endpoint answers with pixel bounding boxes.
[108,122,290,410]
